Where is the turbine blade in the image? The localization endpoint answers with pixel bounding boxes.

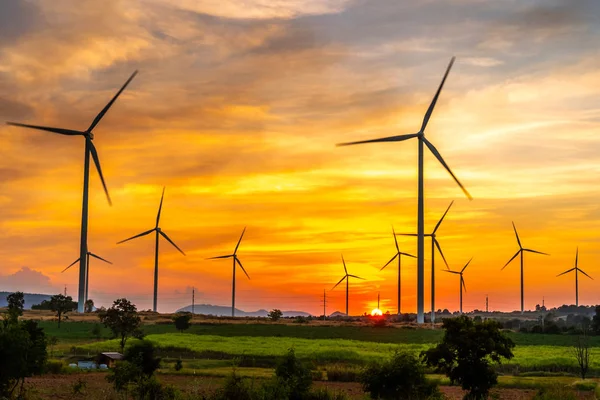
[501,250,521,270]
[575,247,579,268]
[434,239,449,269]
[207,255,233,260]
[556,267,575,277]
[336,133,419,147]
[380,253,398,271]
[420,56,455,131]
[462,276,467,293]
[87,70,138,132]
[234,227,246,255]
[396,233,419,237]
[159,231,186,256]
[331,276,346,290]
[392,226,399,252]
[117,229,154,244]
[523,249,549,256]
[88,253,113,264]
[461,257,473,273]
[156,187,165,228]
[512,222,521,249]
[423,137,472,200]
[433,201,454,233]
[235,257,250,280]
[62,258,81,273]
[579,269,593,280]
[89,140,112,206]
[341,255,348,275]
[348,274,365,280]
[6,122,83,136]
[444,270,460,275]
[399,252,416,259]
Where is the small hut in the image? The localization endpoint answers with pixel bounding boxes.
[97,352,124,368]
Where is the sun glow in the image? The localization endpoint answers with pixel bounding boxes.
[371,308,383,316]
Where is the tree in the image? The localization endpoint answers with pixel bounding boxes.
[49,294,75,328]
[422,315,515,400]
[84,299,95,313]
[6,292,25,322]
[274,348,312,400]
[0,319,48,397]
[592,306,600,335]
[99,298,142,352]
[574,328,591,380]
[361,351,441,400]
[268,309,283,321]
[173,313,192,333]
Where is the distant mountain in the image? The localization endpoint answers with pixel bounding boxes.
[0,292,52,309]
[329,311,347,317]
[176,304,312,318]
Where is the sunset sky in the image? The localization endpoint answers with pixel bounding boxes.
[1,0,600,315]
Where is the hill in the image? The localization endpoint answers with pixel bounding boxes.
[176,304,312,317]
[0,292,52,309]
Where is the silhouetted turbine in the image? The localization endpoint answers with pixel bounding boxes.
[557,247,593,307]
[380,227,415,315]
[398,201,453,322]
[63,249,112,307]
[444,258,472,314]
[207,228,249,317]
[337,58,472,324]
[6,71,137,312]
[117,187,185,312]
[332,255,365,316]
[501,222,548,314]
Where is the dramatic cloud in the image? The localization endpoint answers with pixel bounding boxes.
[0,0,599,314]
[0,266,59,294]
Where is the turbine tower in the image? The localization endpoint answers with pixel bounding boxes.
[380,227,415,315]
[398,201,453,323]
[444,258,472,314]
[117,187,185,312]
[557,247,593,307]
[337,57,472,323]
[332,255,365,316]
[501,222,548,314]
[207,228,250,317]
[6,71,138,312]
[63,248,112,306]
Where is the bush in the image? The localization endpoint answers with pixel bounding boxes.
[174,359,183,372]
[45,360,64,374]
[72,377,87,395]
[275,348,313,400]
[134,376,178,400]
[325,365,360,382]
[361,351,442,400]
[572,380,597,391]
[212,370,254,400]
[293,316,310,324]
[173,313,192,333]
[268,309,283,321]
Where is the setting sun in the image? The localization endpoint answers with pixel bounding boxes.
[371,308,383,316]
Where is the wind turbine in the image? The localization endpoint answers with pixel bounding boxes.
[6,71,138,313]
[117,187,185,312]
[501,222,548,314]
[380,227,416,315]
[207,228,250,317]
[337,57,472,324]
[398,201,453,323]
[557,247,593,307]
[444,258,472,314]
[332,255,365,316]
[62,248,112,307]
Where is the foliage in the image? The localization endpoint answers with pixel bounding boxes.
[174,359,183,371]
[45,360,64,374]
[422,315,515,399]
[6,291,24,322]
[592,306,600,335]
[325,364,360,382]
[0,319,48,398]
[48,336,59,356]
[268,309,283,321]
[275,348,313,400]
[99,298,143,351]
[84,299,95,313]
[49,294,75,328]
[173,313,192,333]
[360,351,441,400]
[72,377,87,395]
[532,385,577,400]
[91,323,102,339]
[294,316,310,324]
[573,329,591,380]
[124,340,162,377]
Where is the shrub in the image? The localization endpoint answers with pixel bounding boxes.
[532,386,577,400]
[174,359,183,372]
[293,316,310,324]
[268,309,283,321]
[572,380,597,391]
[45,360,64,374]
[173,313,192,333]
[72,377,87,395]
[212,370,253,400]
[134,376,178,400]
[325,365,360,382]
[275,348,313,400]
[361,351,441,400]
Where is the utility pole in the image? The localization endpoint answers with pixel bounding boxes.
[322,289,327,320]
[377,292,380,310]
[486,295,488,313]
[192,287,195,316]
[64,285,67,296]
[541,296,545,330]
